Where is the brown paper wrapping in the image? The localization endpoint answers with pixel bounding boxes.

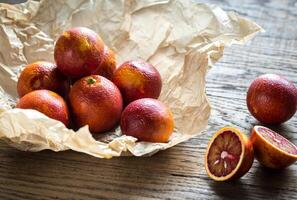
[0,0,262,158]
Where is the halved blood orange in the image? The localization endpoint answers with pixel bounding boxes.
[251,126,297,169]
[205,127,254,181]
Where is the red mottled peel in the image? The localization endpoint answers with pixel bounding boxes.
[120,98,174,143]
[54,27,105,78]
[69,75,123,133]
[17,61,69,98]
[16,90,70,126]
[113,60,162,105]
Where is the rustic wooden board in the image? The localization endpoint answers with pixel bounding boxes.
[0,0,297,199]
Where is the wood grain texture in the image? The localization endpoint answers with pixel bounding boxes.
[1,0,297,199]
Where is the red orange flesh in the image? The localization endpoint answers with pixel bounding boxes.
[205,127,254,181]
[250,126,297,169]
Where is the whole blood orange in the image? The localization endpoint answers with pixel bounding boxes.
[120,98,174,143]
[247,74,297,124]
[112,60,162,104]
[205,127,254,181]
[16,89,70,126]
[17,61,69,97]
[250,126,297,169]
[54,27,105,78]
[69,75,123,133]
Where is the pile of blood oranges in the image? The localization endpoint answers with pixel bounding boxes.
[16,27,174,143]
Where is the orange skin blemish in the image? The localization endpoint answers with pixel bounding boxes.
[62,31,70,39]
[118,68,146,93]
[32,79,41,89]
[78,37,91,52]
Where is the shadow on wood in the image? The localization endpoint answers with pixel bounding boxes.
[252,163,296,188]
[208,179,250,199]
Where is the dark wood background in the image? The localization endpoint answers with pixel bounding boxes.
[0,0,297,199]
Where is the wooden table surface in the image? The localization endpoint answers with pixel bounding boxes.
[1,0,297,199]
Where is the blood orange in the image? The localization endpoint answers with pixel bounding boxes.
[246,74,297,124]
[17,61,69,98]
[16,90,70,127]
[205,127,254,181]
[69,75,123,133]
[112,60,162,105]
[250,126,297,169]
[120,98,174,143]
[54,27,105,78]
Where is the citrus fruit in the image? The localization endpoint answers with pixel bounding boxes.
[250,125,297,169]
[205,127,254,181]
[16,89,70,126]
[112,60,162,104]
[54,27,105,78]
[247,74,297,124]
[17,61,69,97]
[120,98,174,143]
[69,75,123,133]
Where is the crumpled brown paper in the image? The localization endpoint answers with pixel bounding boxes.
[0,0,262,158]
